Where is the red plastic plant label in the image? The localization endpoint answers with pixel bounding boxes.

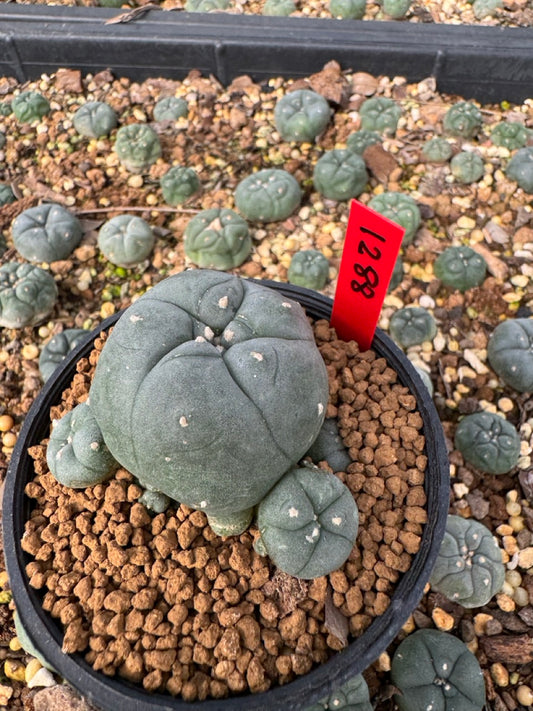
[330,199,405,351]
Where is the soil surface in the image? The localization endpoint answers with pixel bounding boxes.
[0,61,532,710]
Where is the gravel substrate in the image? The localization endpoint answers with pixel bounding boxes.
[0,62,532,710]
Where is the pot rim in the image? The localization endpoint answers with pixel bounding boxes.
[3,280,449,710]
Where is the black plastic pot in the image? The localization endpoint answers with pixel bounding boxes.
[3,281,449,711]
[0,5,532,103]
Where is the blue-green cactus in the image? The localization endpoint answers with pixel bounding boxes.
[262,0,297,14]
[414,365,434,397]
[274,89,331,143]
[389,306,437,348]
[312,149,368,201]
[454,411,521,475]
[487,317,533,392]
[450,151,485,184]
[0,132,5,149]
[114,123,162,174]
[329,0,366,19]
[47,401,118,488]
[138,489,171,514]
[235,168,302,222]
[0,183,15,207]
[12,91,50,124]
[359,97,402,136]
[305,417,351,473]
[367,191,421,245]
[184,207,252,270]
[388,255,404,291]
[505,146,533,193]
[0,262,58,328]
[307,673,373,711]
[256,465,358,579]
[421,137,453,163]
[12,203,83,264]
[160,165,200,206]
[288,249,330,291]
[430,515,504,608]
[391,629,486,711]
[98,215,155,267]
[73,101,118,139]
[0,101,11,117]
[39,329,87,382]
[346,129,382,155]
[472,0,502,18]
[185,0,230,10]
[490,121,528,150]
[443,101,483,138]
[153,96,188,122]
[434,245,487,292]
[382,0,411,18]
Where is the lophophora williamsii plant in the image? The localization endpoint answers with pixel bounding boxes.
[46,269,359,580]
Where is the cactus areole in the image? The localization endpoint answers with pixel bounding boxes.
[89,270,329,518]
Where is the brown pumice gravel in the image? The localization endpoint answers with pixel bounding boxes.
[21,319,426,701]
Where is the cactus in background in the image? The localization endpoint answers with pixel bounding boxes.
[235,168,302,222]
[307,673,373,711]
[12,203,83,263]
[472,0,502,19]
[98,215,155,267]
[450,151,485,184]
[434,245,487,292]
[490,121,528,150]
[389,306,437,347]
[443,101,483,138]
[288,249,330,291]
[454,411,521,474]
[359,97,402,135]
[388,255,404,291]
[153,96,188,122]
[329,0,366,19]
[114,123,162,173]
[0,101,12,117]
[505,146,533,193]
[256,465,358,579]
[312,149,368,201]
[185,0,230,10]
[184,207,252,270]
[368,191,421,245]
[274,89,331,142]
[421,136,453,163]
[39,329,87,382]
[73,101,118,138]
[346,129,382,155]
[160,165,200,205]
[12,91,50,123]
[262,0,297,16]
[487,317,533,392]
[0,262,58,328]
[382,0,411,18]
[0,183,15,206]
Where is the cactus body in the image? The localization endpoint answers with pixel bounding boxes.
[329,0,366,18]
[490,121,528,150]
[307,673,373,711]
[39,329,87,382]
[454,411,520,475]
[421,137,453,163]
[450,151,484,184]
[12,91,50,123]
[389,306,436,348]
[506,146,533,193]
[184,208,252,270]
[274,89,331,143]
[288,250,330,291]
[346,129,381,155]
[73,101,118,138]
[262,0,296,14]
[115,123,162,174]
[160,165,200,206]
[0,262,58,328]
[153,97,188,122]
[0,184,15,206]
[312,149,368,201]
[12,203,83,264]
[434,245,487,292]
[359,97,401,135]
[98,215,154,267]
[235,169,302,222]
[367,191,421,245]
[443,101,482,138]
[305,417,351,473]
[487,317,533,392]
[382,0,410,18]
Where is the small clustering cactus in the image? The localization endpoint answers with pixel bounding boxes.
[443,101,483,138]
[346,129,382,155]
[490,121,528,150]
[12,90,50,124]
[359,96,402,135]
[381,0,411,19]
[307,673,373,711]
[312,149,368,201]
[262,0,296,16]
[12,203,83,263]
[235,168,302,222]
[114,123,162,174]
[454,411,521,474]
[153,96,188,122]
[367,191,421,245]
[430,515,504,608]
[450,151,485,184]
[287,249,330,290]
[185,0,230,10]
[160,165,201,205]
[391,629,486,711]
[421,136,453,163]
[98,215,155,267]
[274,89,331,143]
[0,262,58,328]
[183,207,252,270]
[487,317,533,392]
[505,146,533,193]
[329,0,366,19]
[39,328,87,382]
[433,245,487,292]
[256,465,358,579]
[0,183,15,207]
[389,306,437,347]
[305,417,351,473]
[72,101,118,139]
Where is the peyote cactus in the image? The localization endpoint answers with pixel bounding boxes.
[0,101,12,117]
[307,674,373,711]
[329,0,366,19]
[274,89,331,143]
[367,191,421,245]
[183,207,252,270]
[0,183,15,206]
[359,97,402,136]
[505,146,533,193]
[39,329,87,382]
[0,132,5,149]
[430,515,504,608]
[47,402,118,488]
[235,168,302,222]
[473,0,502,18]
[454,411,521,475]
[389,306,437,348]
[153,96,188,122]
[490,121,528,150]
[185,0,230,10]
[450,151,485,184]
[305,417,351,473]
[346,129,382,155]
[288,249,330,291]
[160,165,200,206]
[487,317,533,392]
[0,262,58,328]
[421,136,453,163]
[256,465,358,579]
[433,245,487,292]
[12,91,50,124]
[443,101,483,138]
[12,203,83,263]
[262,0,296,16]
[72,101,118,139]
[391,629,486,711]
[98,215,155,267]
[114,123,162,174]
[388,255,404,291]
[312,149,368,201]
[88,270,329,522]
[382,0,411,18]
[414,365,434,396]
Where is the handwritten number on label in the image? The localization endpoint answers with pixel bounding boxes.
[351,227,386,299]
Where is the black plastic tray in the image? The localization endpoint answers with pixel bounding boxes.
[0,5,532,103]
